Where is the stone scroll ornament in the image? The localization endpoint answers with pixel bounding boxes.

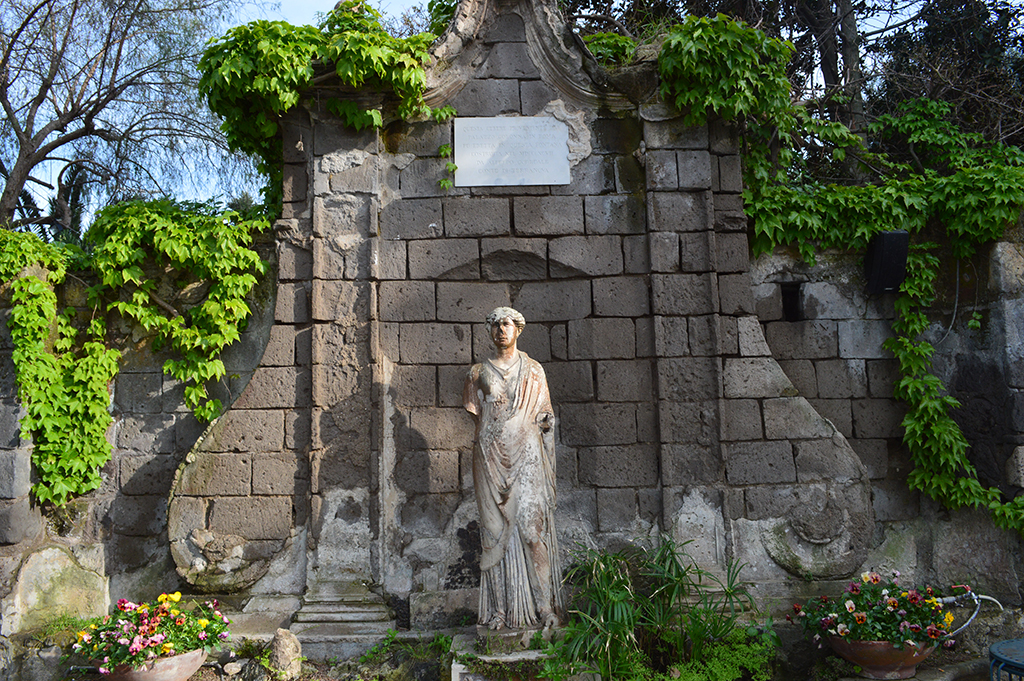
[463,307,565,630]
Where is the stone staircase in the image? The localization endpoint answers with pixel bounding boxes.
[291,581,396,660]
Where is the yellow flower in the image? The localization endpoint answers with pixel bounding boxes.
[861,572,870,583]
[944,611,955,626]
[162,642,175,654]
[171,609,180,616]
[170,592,182,603]
[76,631,88,641]
[198,619,209,629]
[158,594,169,603]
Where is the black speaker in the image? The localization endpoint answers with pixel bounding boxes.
[864,230,909,295]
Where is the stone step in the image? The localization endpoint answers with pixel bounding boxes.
[291,620,396,637]
[303,581,381,603]
[293,606,392,623]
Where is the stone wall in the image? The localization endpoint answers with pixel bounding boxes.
[0,0,1022,658]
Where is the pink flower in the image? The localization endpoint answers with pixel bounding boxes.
[98,668,110,675]
[198,631,208,641]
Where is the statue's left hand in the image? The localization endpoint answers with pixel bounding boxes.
[537,412,554,432]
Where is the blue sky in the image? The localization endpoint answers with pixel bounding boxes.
[242,0,420,27]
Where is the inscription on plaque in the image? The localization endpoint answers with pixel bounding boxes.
[454,117,571,187]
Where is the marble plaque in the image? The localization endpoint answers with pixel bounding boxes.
[454,117,571,186]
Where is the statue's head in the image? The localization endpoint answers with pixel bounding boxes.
[485,307,525,331]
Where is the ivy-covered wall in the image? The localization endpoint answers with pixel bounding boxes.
[1,0,1024,663]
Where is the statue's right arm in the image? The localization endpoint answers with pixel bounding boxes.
[463,365,481,416]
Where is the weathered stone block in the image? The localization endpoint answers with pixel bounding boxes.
[764,320,838,359]
[210,496,292,540]
[658,401,716,445]
[313,236,352,281]
[679,231,712,273]
[722,358,795,399]
[593,277,649,317]
[514,196,584,235]
[550,236,623,277]
[234,367,311,409]
[117,414,176,453]
[450,79,521,116]
[637,400,657,441]
[851,438,888,479]
[311,280,371,323]
[778,359,817,397]
[624,234,651,273]
[204,410,285,453]
[323,152,379,194]
[479,41,539,77]
[387,120,452,156]
[872,479,919,522]
[794,440,865,484]
[408,408,475,451]
[380,198,442,240]
[444,197,510,237]
[313,194,373,238]
[657,357,718,401]
[753,283,783,321]
[519,80,558,116]
[724,441,795,484]
[400,157,453,198]
[371,237,407,280]
[314,121,376,156]
[745,484,826,521]
[592,117,642,155]
[546,361,594,402]
[615,154,645,194]
[552,154,615,196]
[648,191,712,232]
[559,403,637,446]
[815,359,868,399]
[262,326,297,367]
[395,450,459,494]
[596,359,653,402]
[721,399,762,441]
[399,324,471,364]
[646,150,678,190]
[661,444,721,485]
[409,240,479,280]
[718,154,743,192]
[808,398,853,437]
[108,495,167,536]
[687,315,717,356]
[677,150,712,190]
[167,495,206,540]
[278,242,313,281]
[392,365,436,407]
[0,497,39,544]
[801,282,860,319]
[283,163,308,203]
[253,452,302,495]
[718,273,756,314]
[737,316,771,356]
[585,194,645,235]
[275,283,311,324]
[763,397,836,439]
[596,488,637,531]
[115,372,162,414]
[312,363,367,407]
[719,316,738,355]
[866,359,900,399]
[481,237,547,280]
[119,454,178,496]
[852,398,906,438]
[650,232,680,272]
[838,320,894,359]
[517,323,550,362]
[0,448,30,498]
[436,282,510,322]
[715,233,749,273]
[177,453,252,495]
[653,316,689,357]
[568,318,636,359]
[643,120,708,150]
[438,365,468,407]
[651,273,717,316]
[515,280,591,321]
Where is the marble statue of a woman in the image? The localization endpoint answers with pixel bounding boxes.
[463,307,564,630]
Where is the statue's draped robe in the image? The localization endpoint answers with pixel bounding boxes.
[464,351,564,628]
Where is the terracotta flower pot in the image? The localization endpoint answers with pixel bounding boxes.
[106,648,207,681]
[828,637,937,679]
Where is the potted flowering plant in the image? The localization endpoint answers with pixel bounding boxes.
[791,571,958,679]
[72,592,230,678]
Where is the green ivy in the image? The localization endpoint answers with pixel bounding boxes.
[0,231,120,506]
[199,1,438,206]
[87,200,268,422]
[658,17,1024,534]
[0,200,266,506]
[583,32,637,66]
